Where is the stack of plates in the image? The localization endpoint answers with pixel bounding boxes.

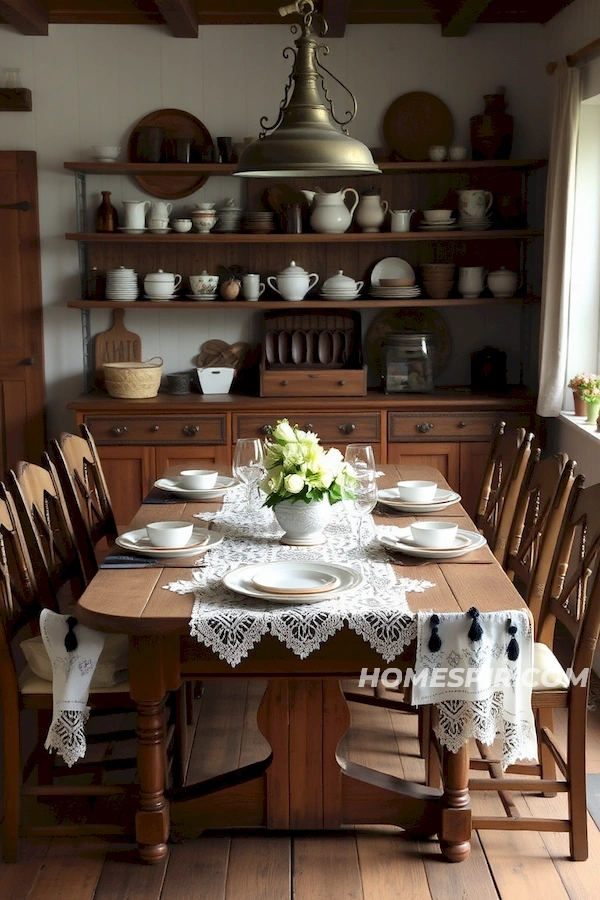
[377,485,461,513]
[370,256,416,289]
[105,267,139,301]
[418,217,457,231]
[186,292,218,301]
[320,287,361,300]
[458,215,492,231]
[115,525,222,559]
[221,561,362,605]
[154,474,240,501]
[118,226,147,235]
[214,204,243,233]
[379,527,487,560]
[370,285,421,298]
[242,211,276,233]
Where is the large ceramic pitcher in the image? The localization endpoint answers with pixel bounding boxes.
[301,187,359,234]
[122,200,150,229]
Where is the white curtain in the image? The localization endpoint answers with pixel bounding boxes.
[537,60,581,417]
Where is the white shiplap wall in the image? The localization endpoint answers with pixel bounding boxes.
[0,20,552,435]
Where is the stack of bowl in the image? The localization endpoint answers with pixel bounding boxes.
[214,199,243,233]
[421,263,455,299]
[105,266,139,301]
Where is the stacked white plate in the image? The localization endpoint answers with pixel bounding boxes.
[418,218,457,231]
[105,266,139,301]
[458,215,492,231]
[242,211,275,233]
[320,288,361,300]
[115,525,222,559]
[379,527,487,560]
[377,486,461,513]
[370,285,421,298]
[221,561,362,605]
[154,474,240,501]
[370,256,415,288]
[186,292,218,301]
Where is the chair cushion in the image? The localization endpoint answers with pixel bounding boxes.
[21,632,128,689]
[19,665,130,695]
[532,642,570,690]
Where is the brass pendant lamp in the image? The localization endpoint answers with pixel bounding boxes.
[234,0,381,178]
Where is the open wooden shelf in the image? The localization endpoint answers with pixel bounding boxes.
[68,296,538,311]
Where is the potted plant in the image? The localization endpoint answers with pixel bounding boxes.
[261,419,356,545]
[568,372,600,422]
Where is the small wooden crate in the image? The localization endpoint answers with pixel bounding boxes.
[260,309,366,397]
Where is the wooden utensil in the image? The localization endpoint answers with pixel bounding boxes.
[94,309,142,389]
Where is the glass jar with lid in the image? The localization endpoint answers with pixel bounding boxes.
[382,332,434,393]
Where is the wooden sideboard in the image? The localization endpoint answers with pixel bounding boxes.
[69,388,537,527]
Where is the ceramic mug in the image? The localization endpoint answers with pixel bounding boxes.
[390,209,415,233]
[242,273,265,301]
[457,189,493,218]
[458,266,485,298]
[148,218,169,230]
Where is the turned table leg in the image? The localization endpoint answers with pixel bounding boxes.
[439,743,472,862]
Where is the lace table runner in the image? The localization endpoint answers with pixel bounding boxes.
[164,489,432,666]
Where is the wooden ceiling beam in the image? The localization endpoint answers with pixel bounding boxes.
[441,0,493,37]
[155,0,198,37]
[322,0,350,38]
[0,0,48,35]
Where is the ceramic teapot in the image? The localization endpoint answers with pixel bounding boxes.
[266,260,319,302]
[301,187,359,234]
[355,189,389,233]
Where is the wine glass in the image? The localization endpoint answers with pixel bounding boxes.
[232,438,264,507]
[344,443,376,479]
[349,473,378,551]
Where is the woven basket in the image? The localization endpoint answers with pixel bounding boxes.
[103,357,163,399]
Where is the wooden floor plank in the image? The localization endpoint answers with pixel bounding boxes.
[357,829,432,900]
[162,837,231,900]
[293,835,363,900]
[92,843,167,900]
[24,838,109,900]
[225,835,291,900]
[0,838,50,900]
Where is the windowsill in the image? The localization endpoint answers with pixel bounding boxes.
[559,411,600,443]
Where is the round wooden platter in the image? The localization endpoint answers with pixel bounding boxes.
[383,92,453,161]
[127,108,215,200]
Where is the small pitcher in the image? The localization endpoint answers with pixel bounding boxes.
[122,200,150,229]
[355,190,389,233]
[148,201,173,221]
[390,209,415,233]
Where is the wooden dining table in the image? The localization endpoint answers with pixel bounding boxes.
[74,464,528,866]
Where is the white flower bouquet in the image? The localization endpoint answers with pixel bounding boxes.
[260,419,356,509]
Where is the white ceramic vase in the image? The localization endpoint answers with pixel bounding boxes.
[273,497,332,545]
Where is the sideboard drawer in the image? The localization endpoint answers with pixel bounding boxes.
[388,411,531,442]
[85,415,227,445]
[234,412,380,443]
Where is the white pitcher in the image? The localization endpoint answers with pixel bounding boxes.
[301,187,359,234]
[390,209,415,233]
[458,266,486,298]
[148,201,173,221]
[122,200,150,229]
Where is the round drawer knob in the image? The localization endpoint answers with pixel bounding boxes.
[338,380,346,386]
[281,380,289,386]
[416,422,434,433]
[262,424,274,435]
[305,423,314,431]
[111,426,128,436]
[183,425,199,436]
[152,425,160,432]
[458,421,467,428]
[339,423,356,435]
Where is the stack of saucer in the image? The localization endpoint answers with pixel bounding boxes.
[186,290,218,301]
[241,211,275,233]
[418,216,457,231]
[369,284,421,299]
[320,270,362,301]
[105,267,139,301]
[458,215,492,231]
[214,202,243,233]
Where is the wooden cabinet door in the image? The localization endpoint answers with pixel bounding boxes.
[155,444,230,477]
[95,445,155,529]
[0,152,46,475]
[386,442,460,493]
[459,442,490,519]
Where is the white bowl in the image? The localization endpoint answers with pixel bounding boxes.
[91,145,121,162]
[146,520,194,548]
[172,219,193,233]
[428,145,447,161]
[423,209,454,224]
[179,469,219,490]
[410,521,458,549]
[396,480,438,503]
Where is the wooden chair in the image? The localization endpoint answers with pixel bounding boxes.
[0,481,145,862]
[475,421,535,567]
[429,474,600,860]
[50,425,118,579]
[504,452,578,627]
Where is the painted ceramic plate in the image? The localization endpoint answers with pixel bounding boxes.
[222,561,362,604]
[116,526,222,558]
[154,475,240,501]
[379,528,486,559]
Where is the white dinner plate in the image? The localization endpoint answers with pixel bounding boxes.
[371,257,415,287]
[154,475,240,501]
[116,526,222,558]
[222,561,362,604]
[379,528,486,559]
[377,487,461,512]
[251,563,341,595]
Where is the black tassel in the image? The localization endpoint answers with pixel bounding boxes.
[428,614,442,652]
[64,616,78,652]
[507,620,520,661]
[467,607,483,642]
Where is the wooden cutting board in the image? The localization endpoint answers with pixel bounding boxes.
[94,309,142,388]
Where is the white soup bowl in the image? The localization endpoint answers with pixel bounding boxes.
[396,480,438,503]
[179,469,219,490]
[410,521,458,549]
[146,520,194,548]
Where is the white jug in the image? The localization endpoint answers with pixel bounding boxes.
[355,191,389,233]
[390,209,415,233]
[122,200,150,229]
[458,266,485,298]
[301,188,359,234]
[148,201,173,221]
